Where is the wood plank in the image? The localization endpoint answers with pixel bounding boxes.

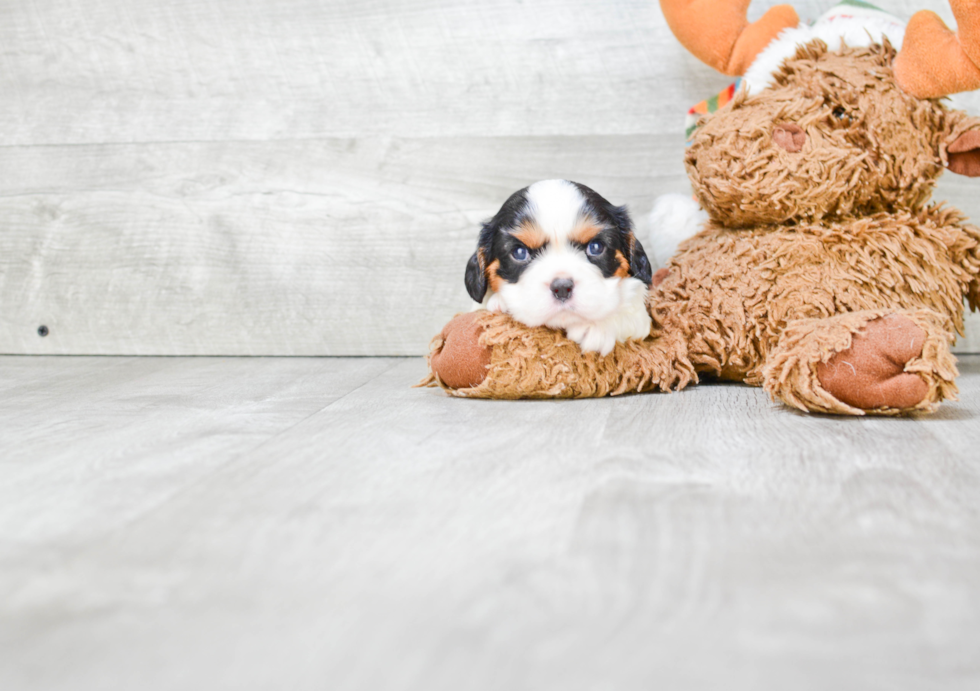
[0,1,972,146]
[0,355,402,543]
[0,135,689,355]
[0,0,693,145]
[1,354,979,690]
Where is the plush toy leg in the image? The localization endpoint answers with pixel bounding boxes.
[421,310,696,399]
[763,310,959,415]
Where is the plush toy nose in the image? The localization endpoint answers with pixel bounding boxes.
[773,123,806,153]
[550,278,574,302]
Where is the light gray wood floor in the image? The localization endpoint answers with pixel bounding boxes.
[2,355,980,691]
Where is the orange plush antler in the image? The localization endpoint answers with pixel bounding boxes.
[659,0,799,76]
[894,0,980,98]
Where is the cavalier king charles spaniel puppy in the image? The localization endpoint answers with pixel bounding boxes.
[465,179,653,355]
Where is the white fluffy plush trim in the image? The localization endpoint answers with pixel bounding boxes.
[743,7,906,95]
[646,193,708,268]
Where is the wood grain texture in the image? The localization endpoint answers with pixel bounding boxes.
[1,354,980,690]
[0,0,979,355]
[0,135,690,354]
[0,0,687,144]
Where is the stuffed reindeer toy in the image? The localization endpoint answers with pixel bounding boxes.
[422,0,980,415]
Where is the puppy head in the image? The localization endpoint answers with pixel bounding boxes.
[465,179,652,327]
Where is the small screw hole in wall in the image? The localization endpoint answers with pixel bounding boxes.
[37,325,49,337]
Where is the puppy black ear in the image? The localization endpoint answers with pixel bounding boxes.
[464,251,488,303]
[608,203,653,287]
[465,221,497,303]
[607,204,633,235]
[630,238,653,286]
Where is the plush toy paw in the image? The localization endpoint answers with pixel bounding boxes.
[816,315,929,410]
[428,312,492,389]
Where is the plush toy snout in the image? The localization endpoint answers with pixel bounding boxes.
[773,122,805,153]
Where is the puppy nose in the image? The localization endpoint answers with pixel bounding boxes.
[773,122,806,153]
[550,278,574,302]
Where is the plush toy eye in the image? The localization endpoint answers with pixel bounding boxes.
[511,246,529,262]
[586,240,605,256]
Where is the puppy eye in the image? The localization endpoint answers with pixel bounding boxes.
[832,106,850,122]
[511,246,529,262]
[586,240,605,256]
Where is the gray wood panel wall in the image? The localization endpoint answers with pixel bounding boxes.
[1,0,978,355]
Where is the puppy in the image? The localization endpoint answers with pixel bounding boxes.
[465,179,653,356]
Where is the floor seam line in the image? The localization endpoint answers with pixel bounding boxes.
[231,358,406,460]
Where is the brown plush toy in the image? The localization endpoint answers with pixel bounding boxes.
[422,0,980,415]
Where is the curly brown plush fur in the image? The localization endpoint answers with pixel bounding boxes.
[688,41,973,226]
[422,40,980,415]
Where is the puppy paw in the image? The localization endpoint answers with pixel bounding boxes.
[816,315,929,410]
[565,323,616,356]
[486,294,505,313]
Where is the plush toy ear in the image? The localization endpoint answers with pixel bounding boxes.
[947,129,980,178]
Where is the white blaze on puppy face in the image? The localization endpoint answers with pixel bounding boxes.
[523,179,586,247]
[482,179,652,355]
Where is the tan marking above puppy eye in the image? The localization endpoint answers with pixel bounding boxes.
[512,222,547,249]
[613,250,630,278]
[486,259,502,292]
[569,222,601,245]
